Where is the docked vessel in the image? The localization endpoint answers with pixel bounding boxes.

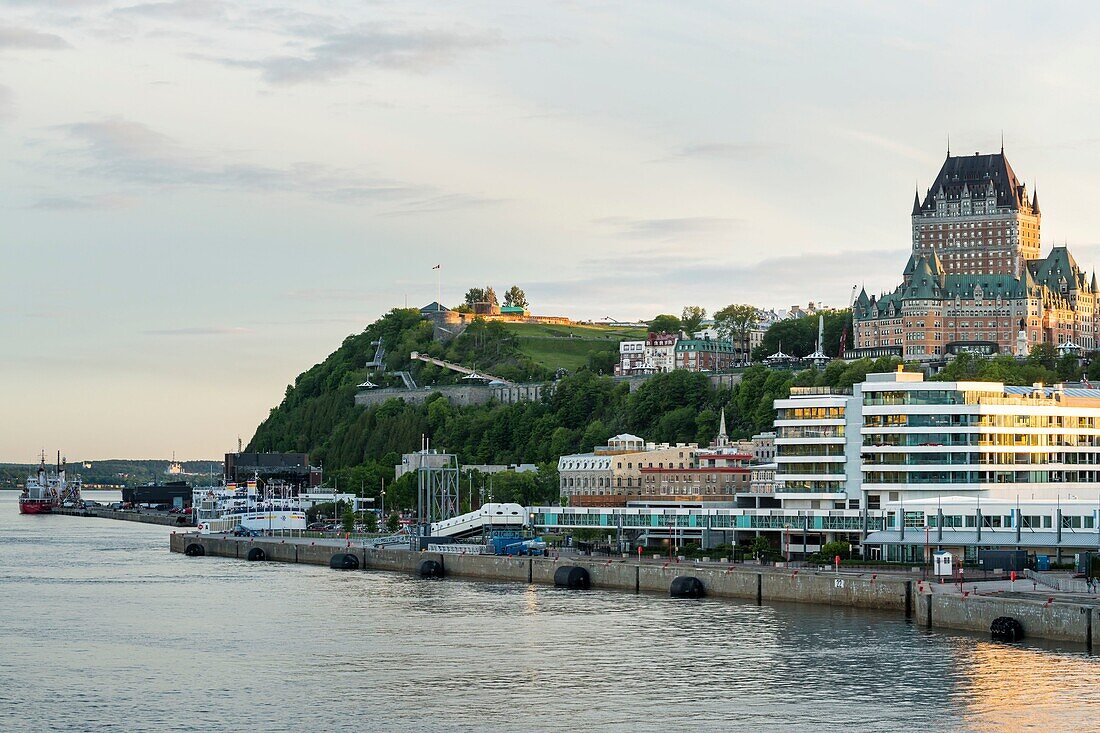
[192,481,307,534]
[19,453,82,515]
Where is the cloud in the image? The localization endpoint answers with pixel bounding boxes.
[530,248,905,316]
[213,24,502,84]
[52,117,494,211]
[594,216,741,241]
[142,326,252,336]
[0,85,12,121]
[0,26,71,49]
[379,192,502,217]
[671,142,776,159]
[29,194,132,211]
[112,1,229,21]
[837,128,933,164]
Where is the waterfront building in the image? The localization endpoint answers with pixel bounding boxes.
[560,436,702,506]
[557,453,614,502]
[532,504,871,553]
[852,149,1100,360]
[773,386,858,509]
[224,452,322,489]
[775,368,1100,560]
[560,417,754,508]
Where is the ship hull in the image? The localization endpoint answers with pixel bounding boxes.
[18,500,54,515]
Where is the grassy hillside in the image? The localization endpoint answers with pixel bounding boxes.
[503,322,646,372]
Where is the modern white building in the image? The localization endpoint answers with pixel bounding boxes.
[775,368,1100,561]
[773,386,858,509]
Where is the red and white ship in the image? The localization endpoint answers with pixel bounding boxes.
[18,452,81,515]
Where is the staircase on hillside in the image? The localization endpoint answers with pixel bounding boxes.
[365,338,386,368]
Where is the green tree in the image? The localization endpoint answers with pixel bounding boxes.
[750,535,772,561]
[1056,354,1082,381]
[492,470,541,506]
[648,313,681,334]
[751,309,852,361]
[504,286,528,309]
[386,511,400,533]
[680,306,706,337]
[714,304,759,361]
[534,462,559,504]
[584,349,618,375]
[341,502,356,533]
[820,540,851,559]
[364,511,379,533]
[464,287,486,307]
[1028,342,1058,371]
[484,286,499,307]
[1087,353,1100,382]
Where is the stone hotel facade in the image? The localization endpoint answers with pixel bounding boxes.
[853,149,1099,360]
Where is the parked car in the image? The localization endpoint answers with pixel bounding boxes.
[307,522,326,531]
[231,525,260,537]
[153,504,171,512]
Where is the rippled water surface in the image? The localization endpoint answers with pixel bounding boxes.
[1,490,1097,733]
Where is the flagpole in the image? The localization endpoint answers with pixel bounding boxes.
[436,265,441,308]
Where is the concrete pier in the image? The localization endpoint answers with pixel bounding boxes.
[57,506,192,528]
[170,533,1099,649]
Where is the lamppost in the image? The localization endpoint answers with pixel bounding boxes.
[380,476,385,529]
[784,523,791,564]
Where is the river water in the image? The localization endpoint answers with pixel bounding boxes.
[1,490,1097,733]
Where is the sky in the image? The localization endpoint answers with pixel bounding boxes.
[7,1,1100,460]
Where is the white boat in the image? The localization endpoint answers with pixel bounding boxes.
[192,482,306,534]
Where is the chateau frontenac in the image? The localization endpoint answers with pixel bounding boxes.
[853,149,1098,360]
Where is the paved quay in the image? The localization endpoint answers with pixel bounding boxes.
[172,532,1099,649]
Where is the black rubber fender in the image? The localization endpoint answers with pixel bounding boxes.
[670,576,706,599]
[554,565,590,589]
[329,552,359,570]
[246,547,266,562]
[418,559,444,578]
[990,616,1024,642]
[184,543,205,557]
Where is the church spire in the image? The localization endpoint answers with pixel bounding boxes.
[715,408,729,448]
[912,187,921,215]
